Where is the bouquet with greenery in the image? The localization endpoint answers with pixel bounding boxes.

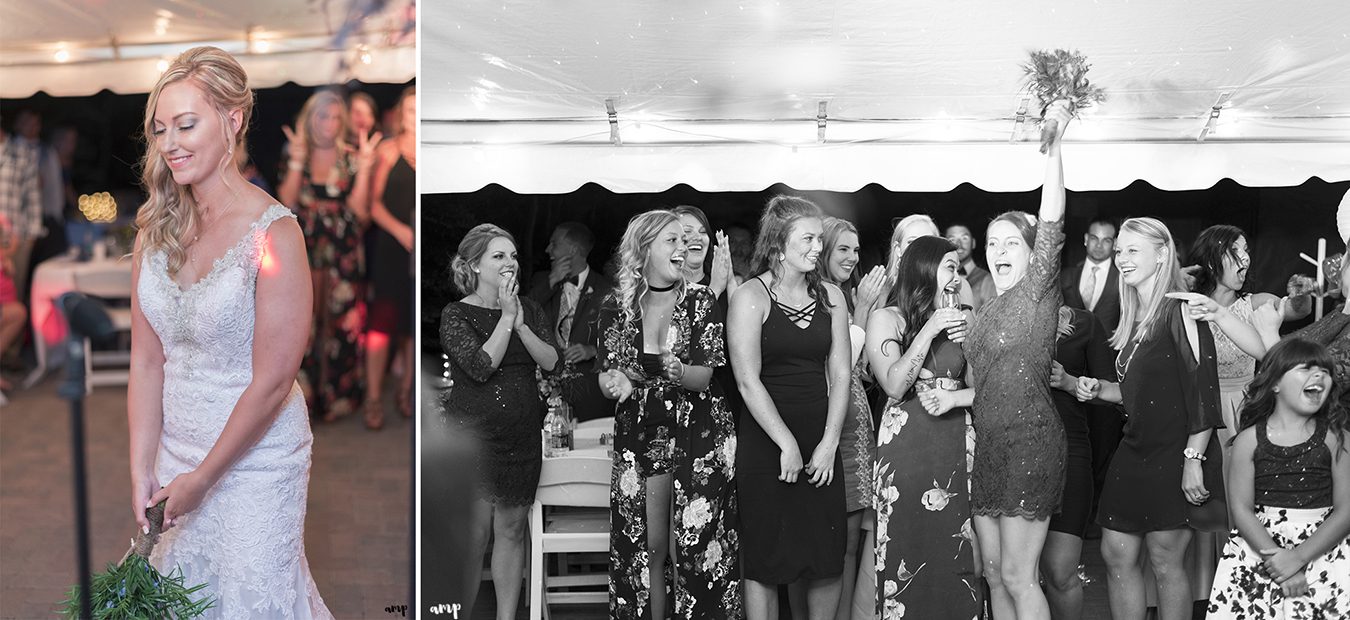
[61,501,214,619]
[1022,49,1107,153]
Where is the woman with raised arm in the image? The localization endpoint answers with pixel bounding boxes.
[1074,215,1248,620]
[442,224,559,620]
[128,46,331,617]
[596,210,740,620]
[868,235,980,620]
[730,196,852,620]
[277,89,380,422]
[962,100,1073,620]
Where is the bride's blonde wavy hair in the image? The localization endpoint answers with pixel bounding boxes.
[614,210,686,327]
[135,46,253,275]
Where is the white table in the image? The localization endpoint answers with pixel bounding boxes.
[25,254,134,387]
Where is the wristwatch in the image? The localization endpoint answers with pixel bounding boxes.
[1183,447,1207,461]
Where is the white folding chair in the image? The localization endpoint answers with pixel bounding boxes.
[71,267,133,389]
[529,455,611,620]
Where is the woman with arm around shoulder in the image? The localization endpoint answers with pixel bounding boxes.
[1074,216,1228,620]
[130,46,332,618]
[277,88,380,422]
[596,210,740,619]
[867,234,981,620]
[441,224,558,620]
[1207,337,1350,618]
[729,195,852,620]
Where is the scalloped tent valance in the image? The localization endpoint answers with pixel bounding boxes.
[423,0,1350,194]
[0,0,416,98]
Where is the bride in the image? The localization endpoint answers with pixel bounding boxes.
[128,46,332,618]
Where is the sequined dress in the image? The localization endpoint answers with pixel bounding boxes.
[140,206,332,619]
[440,298,557,506]
[966,217,1066,520]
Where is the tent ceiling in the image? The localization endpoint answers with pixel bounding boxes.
[0,0,415,98]
[424,0,1350,194]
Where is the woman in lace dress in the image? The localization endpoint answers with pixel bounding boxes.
[441,224,559,620]
[278,89,379,422]
[963,101,1073,620]
[129,46,331,619]
[597,210,740,619]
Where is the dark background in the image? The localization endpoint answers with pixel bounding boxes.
[422,177,1350,353]
[2,80,414,210]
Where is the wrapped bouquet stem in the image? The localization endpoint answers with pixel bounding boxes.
[61,501,214,619]
[1022,49,1107,153]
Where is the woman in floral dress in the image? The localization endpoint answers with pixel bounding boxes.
[278,89,378,421]
[597,210,740,620]
[867,235,981,620]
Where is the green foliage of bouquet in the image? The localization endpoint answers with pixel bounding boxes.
[60,501,213,619]
[1022,49,1107,153]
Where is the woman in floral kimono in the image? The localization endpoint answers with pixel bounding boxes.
[597,210,741,619]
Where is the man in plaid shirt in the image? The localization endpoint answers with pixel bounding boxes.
[0,113,44,305]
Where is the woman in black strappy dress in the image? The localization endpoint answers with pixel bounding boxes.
[729,195,853,620]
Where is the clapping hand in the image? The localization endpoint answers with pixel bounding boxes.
[498,273,521,326]
[710,231,734,295]
[855,266,888,313]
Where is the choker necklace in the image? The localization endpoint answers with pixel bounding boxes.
[647,281,677,293]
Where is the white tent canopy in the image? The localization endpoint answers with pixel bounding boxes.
[0,0,415,98]
[424,0,1350,194]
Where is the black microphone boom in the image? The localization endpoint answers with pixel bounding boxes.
[58,292,116,345]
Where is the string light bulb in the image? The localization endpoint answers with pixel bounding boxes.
[78,192,118,223]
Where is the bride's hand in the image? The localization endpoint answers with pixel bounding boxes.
[131,473,160,534]
[149,470,211,529]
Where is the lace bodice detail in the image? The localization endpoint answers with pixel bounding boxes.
[1213,295,1257,381]
[138,204,331,619]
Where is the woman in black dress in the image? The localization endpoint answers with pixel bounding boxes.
[441,224,559,620]
[729,195,852,620]
[1074,216,1251,620]
[1044,306,1116,619]
[365,86,416,430]
[596,210,741,619]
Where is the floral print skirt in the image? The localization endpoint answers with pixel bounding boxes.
[1208,505,1349,619]
[874,393,982,620]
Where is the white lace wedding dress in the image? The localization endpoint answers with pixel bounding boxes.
[139,205,333,619]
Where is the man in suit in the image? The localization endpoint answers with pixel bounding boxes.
[1062,218,1121,329]
[945,223,997,311]
[1060,217,1122,529]
[528,222,614,421]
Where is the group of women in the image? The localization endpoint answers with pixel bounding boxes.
[443,99,1350,620]
[279,86,417,429]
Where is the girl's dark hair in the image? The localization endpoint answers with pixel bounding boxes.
[672,205,713,281]
[888,235,957,350]
[1187,225,1248,297]
[752,195,831,305]
[1235,337,1345,453]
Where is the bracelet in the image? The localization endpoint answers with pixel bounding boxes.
[287,159,303,171]
[1183,447,1207,461]
[674,359,686,382]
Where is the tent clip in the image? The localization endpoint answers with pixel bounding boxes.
[606,99,621,146]
[1197,92,1232,142]
[817,101,828,143]
[1011,95,1030,143]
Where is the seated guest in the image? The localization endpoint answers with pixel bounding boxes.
[945,223,997,311]
[528,221,614,421]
